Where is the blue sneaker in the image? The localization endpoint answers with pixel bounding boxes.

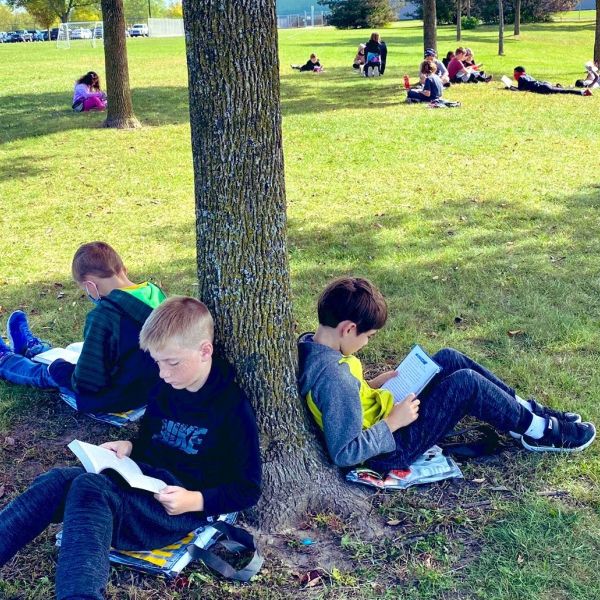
[7,311,51,358]
[0,336,13,362]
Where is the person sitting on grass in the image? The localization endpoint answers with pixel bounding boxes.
[512,66,592,96]
[448,47,492,83]
[72,71,107,112]
[575,60,599,89]
[298,277,595,476]
[409,61,444,103]
[420,48,450,86]
[0,296,261,600]
[291,53,322,72]
[442,51,455,68]
[353,43,366,72]
[0,241,166,414]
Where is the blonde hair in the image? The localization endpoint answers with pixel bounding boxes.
[140,296,214,351]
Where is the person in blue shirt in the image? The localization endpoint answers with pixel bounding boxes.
[407,61,443,102]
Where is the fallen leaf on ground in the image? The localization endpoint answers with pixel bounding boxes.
[507,330,523,337]
[387,519,402,526]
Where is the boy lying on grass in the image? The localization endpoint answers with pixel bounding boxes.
[0,241,165,414]
[298,277,595,474]
[0,296,261,599]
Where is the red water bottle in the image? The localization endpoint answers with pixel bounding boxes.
[403,74,410,89]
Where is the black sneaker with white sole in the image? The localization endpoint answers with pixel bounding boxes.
[509,398,582,440]
[521,417,596,453]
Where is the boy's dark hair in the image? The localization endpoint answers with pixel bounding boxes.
[72,241,125,281]
[514,66,526,73]
[318,277,388,334]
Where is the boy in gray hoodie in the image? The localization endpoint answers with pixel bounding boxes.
[297,277,595,473]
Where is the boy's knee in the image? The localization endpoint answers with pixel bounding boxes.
[69,472,114,500]
[432,347,462,365]
[37,466,84,487]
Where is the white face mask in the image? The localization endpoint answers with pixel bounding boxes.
[84,281,101,305]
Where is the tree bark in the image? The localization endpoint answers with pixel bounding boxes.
[514,0,521,36]
[456,0,462,41]
[498,0,505,56]
[466,0,471,18]
[423,0,437,52]
[100,0,141,129]
[182,0,370,532]
[595,0,600,64]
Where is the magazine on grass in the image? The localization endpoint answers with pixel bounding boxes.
[381,344,441,402]
[60,393,146,427]
[346,445,463,490]
[68,439,166,493]
[32,342,83,365]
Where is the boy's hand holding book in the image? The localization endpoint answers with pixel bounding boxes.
[155,487,204,515]
[368,370,398,389]
[384,393,420,432]
[100,440,133,458]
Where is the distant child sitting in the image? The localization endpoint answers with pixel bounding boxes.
[292,53,322,72]
[72,71,107,112]
[448,47,491,83]
[353,43,366,71]
[513,66,592,96]
[0,296,261,599]
[421,48,449,85]
[442,51,455,68]
[298,277,595,474]
[0,241,166,414]
[409,61,443,103]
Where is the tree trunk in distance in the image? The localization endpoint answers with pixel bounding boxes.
[423,0,437,52]
[514,0,521,36]
[595,0,600,64]
[457,0,462,41]
[101,0,141,129]
[182,0,370,532]
[467,0,471,18]
[498,0,505,55]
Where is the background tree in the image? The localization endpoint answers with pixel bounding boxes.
[21,0,58,29]
[8,0,94,23]
[595,0,600,64]
[423,0,437,51]
[181,0,369,530]
[513,0,521,35]
[456,0,462,40]
[322,0,395,28]
[101,0,140,129]
[498,0,505,55]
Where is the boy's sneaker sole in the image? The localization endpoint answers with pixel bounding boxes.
[509,398,582,440]
[521,418,596,453]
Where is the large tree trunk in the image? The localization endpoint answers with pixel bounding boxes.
[181,0,370,532]
[498,0,505,55]
[514,0,521,36]
[423,0,437,52]
[595,0,600,64]
[456,0,462,41]
[101,0,140,129]
[467,0,471,17]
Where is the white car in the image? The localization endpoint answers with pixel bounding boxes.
[70,28,92,40]
[130,24,149,37]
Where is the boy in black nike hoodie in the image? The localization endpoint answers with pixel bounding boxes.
[0,241,166,413]
[0,296,261,599]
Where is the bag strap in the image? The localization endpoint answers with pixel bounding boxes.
[186,521,264,582]
[440,424,500,457]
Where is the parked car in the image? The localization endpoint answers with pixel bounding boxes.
[70,27,93,40]
[29,30,45,41]
[129,23,148,37]
[93,25,103,38]
[0,32,8,43]
[15,30,33,42]
[6,32,27,43]
[49,27,60,40]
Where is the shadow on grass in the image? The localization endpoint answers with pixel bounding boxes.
[0,86,190,145]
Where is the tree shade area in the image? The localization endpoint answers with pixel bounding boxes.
[1,13,600,600]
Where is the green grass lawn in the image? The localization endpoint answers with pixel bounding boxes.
[1,13,600,599]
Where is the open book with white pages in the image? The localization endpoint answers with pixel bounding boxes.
[32,342,83,365]
[380,344,442,402]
